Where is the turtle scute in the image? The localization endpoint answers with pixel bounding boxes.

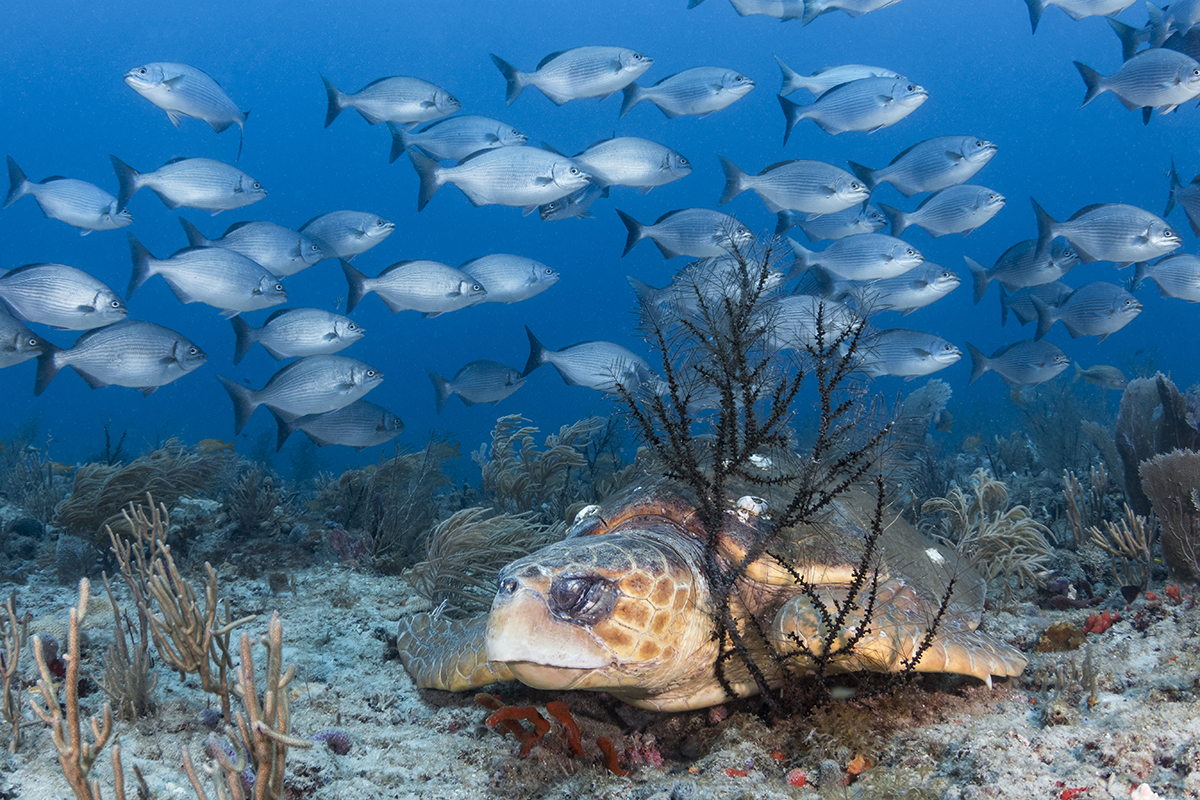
[396,481,1028,710]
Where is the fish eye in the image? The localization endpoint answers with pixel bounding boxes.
[544,268,554,275]
[252,182,262,190]
[679,156,689,165]
[366,370,378,377]
[376,219,387,227]
[907,84,916,91]
[110,300,122,308]
[137,68,146,74]
[188,347,199,356]
[851,182,864,191]
[570,167,580,175]
[348,322,359,331]
[27,337,38,346]
[473,284,484,292]
[907,249,917,256]
[310,244,320,251]
[274,283,284,291]
[448,95,459,104]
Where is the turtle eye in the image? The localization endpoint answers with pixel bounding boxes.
[549,574,616,624]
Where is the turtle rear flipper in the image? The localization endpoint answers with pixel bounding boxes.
[397,613,515,691]
[771,581,1027,688]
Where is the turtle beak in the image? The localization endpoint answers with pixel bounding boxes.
[486,570,613,687]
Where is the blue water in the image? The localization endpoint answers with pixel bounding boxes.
[1,0,1192,478]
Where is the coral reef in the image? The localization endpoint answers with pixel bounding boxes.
[1116,373,1200,516]
[1139,449,1200,582]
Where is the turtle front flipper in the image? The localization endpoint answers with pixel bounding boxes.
[397,613,515,692]
[771,581,1027,688]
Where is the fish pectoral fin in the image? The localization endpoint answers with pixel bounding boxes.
[484,133,499,143]
[945,151,964,162]
[865,123,887,134]
[914,348,932,358]
[534,176,553,185]
[166,110,183,128]
[163,75,185,90]
[877,94,895,105]
[140,386,158,397]
[522,204,537,216]
[420,100,435,108]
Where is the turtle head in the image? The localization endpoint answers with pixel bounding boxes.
[485,530,712,703]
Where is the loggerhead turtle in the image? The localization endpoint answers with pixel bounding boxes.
[396,480,1027,711]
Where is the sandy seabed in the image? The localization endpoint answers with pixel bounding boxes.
[1,501,1198,800]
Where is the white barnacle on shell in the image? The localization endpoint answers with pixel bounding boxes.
[572,504,602,526]
[734,495,768,521]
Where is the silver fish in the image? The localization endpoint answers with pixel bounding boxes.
[853,329,962,379]
[179,218,323,278]
[774,58,903,96]
[35,319,206,396]
[620,67,755,119]
[847,136,998,197]
[1165,157,1200,237]
[492,47,653,105]
[523,326,663,395]
[341,259,485,317]
[999,282,1073,326]
[230,308,365,365]
[760,294,864,353]
[299,211,394,261]
[1075,48,1200,119]
[824,263,960,316]
[217,354,383,434]
[801,0,906,25]
[1032,198,1181,266]
[123,62,248,158]
[0,263,126,330]
[882,185,1006,238]
[271,399,404,451]
[566,137,692,191]
[458,255,559,304]
[718,156,869,216]
[967,239,1079,304]
[617,208,754,259]
[5,157,132,234]
[322,75,460,127]
[629,257,786,317]
[409,148,591,213]
[0,309,46,369]
[539,184,609,221]
[966,339,1070,387]
[782,202,887,240]
[1023,0,1134,33]
[110,155,265,215]
[703,0,806,21]
[780,77,927,142]
[1033,281,1142,341]
[1073,363,1129,390]
[128,236,287,318]
[1147,0,1200,47]
[788,234,924,281]
[428,360,526,412]
[387,116,527,163]
[1133,253,1200,301]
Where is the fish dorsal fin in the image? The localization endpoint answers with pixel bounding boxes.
[651,71,685,87]
[760,159,800,173]
[362,76,402,89]
[223,220,259,235]
[262,308,302,325]
[537,51,569,70]
[2,262,59,277]
[540,141,565,156]
[379,260,418,276]
[887,140,928,164]
[654,208,691,224]
[1068,203,1111,220]
[456,149,495,166]
[39,175,71,183]
[163,156,194,165]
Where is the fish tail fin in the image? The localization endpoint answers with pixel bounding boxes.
[230,316,256,366]
[965,343,989,385]
[785,237,813,280]
[341,258,370,313]
[178,216,210,247]
[619,82,643,119]
[615,209,645,257]
[217,375,258,436]
[427,370,452,414]
[879,203,906,237]
[1107,18,1143,62]
[774,54,801,96]
[1032,296,1055,340]
[1022,0,1046,33]
[1146,2,1169,48]
[490,54,527,106]
[687,0,705,7]
[778,95,804,147]
[1132,260,1150,291]
[321,74,346,127]
[626,275,662,307]
[1165,156,1183,217]
[387,122,408,164]
[846,161,877,192]
[522,326,547,377]
[1074,61,1104,107]
[33,343,63,397]
[717,154,749,205]
[126,233,156,299]
[998,284,1011,326]
[775,209,801,237]
[109,154,141,211]
[4,156,29,209]
[801,0,823,25]
[965,256,989,305]
[1031,197,1058,259]
[408,150,444,211]
[267,407,298,452]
